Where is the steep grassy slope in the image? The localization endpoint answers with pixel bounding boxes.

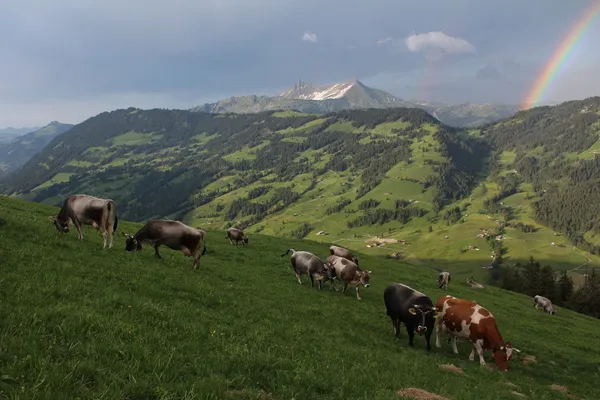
[1,196,599,399]
[0,121,74,177]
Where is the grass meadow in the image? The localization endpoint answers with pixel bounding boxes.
[1,196,599,399]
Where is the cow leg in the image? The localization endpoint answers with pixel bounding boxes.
[472,340,486,365]
[393,318,401,338]
[354,285,362,300]
[342,282,349,295]
[101,227,108,249]
[309,274,315,288]
[451,336,459,354]
[435,319,443,348]
[154,244,162,259]
[424,329,432,351]
[406,324,415,347]
[295,272,302,284]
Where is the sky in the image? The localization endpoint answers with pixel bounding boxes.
[1,0,599,128]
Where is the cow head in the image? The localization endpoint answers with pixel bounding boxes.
[358,270,371,288]
[48,215,69,233]
[124,233,142,251]
[492,341,521,371]
[243,237,249,245]
[408,305,439,336]
[325,263,337,280]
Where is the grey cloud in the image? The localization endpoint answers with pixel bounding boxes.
[0,0,597,126]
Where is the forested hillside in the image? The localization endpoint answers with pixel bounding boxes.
[0,121,73,177]
[2,100,600,285]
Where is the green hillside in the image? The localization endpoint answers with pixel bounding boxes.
[1,101,600,286]
[1,195,598,399]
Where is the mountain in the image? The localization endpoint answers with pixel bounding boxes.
[190,79,518,127]
[1,194,598,399]
[417,102,520,128]
[2,101,600,286]
[0,121,74,177]
[0,126,41,144]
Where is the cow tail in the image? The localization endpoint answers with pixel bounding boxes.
[113,213,119,233]
[201,237,207,256]
[280,248,294,257]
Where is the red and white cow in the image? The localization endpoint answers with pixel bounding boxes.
[434,295,520,371]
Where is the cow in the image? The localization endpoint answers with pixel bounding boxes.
[326,255,371,300]
[467,277,485,289]
[124,219,207,269]
[226,227,248,246]
[280,248,331,290]
[434,295,520,371]
[384,283,438,351]
[533,295,556,315]
[329,245,359,266]
[438,271,451,290]
[48,194,118,249]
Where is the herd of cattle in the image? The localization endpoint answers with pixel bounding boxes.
[48,194,558,372]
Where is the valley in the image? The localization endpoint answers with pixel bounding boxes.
[2,100,600,289]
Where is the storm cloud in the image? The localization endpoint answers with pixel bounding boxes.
[0,0,598,127]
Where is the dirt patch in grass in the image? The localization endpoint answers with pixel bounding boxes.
[511,391,526,397]
[397,388,450,400]
[226,389,273,400]
[549,385,577,398]
[522,355,537,365]
[439,364,465,375]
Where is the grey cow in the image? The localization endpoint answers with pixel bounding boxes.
[226,227,248,246]
[533,295,556,315]
[280,248,331,290]
[326,255,371,300]
[124,219,207,269]
[329,244,359,266]
[438,271,451,290]
[48,194,119,249]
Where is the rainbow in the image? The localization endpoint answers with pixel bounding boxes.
[520,0,600,110]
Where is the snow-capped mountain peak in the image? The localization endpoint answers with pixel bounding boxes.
[279,79,361,101]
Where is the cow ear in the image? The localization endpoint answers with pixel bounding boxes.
[367,270,372,274]
[408,307,417,315]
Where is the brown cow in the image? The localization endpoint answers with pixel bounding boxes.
[326,255,371,300]
[329,245,359,266]
[124,220,207,269]
[48,194,118,249]
[434,295,520,371]
[226,227,248,246]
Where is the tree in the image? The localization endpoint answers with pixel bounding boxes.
[556,270,574,305]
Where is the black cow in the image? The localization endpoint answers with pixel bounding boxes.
[383,282,438,351]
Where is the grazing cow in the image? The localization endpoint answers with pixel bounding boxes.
[467,277,485,289]
[48,194,118,249]
[438,271,451,290]
[533,295,556,315]
[226,227,248,246]
[280,249,331,290]
[434,295,520,371]
[384,283,438,351]
[326,255,371,300]
[329,245,359,266]
[124,220,207,269]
